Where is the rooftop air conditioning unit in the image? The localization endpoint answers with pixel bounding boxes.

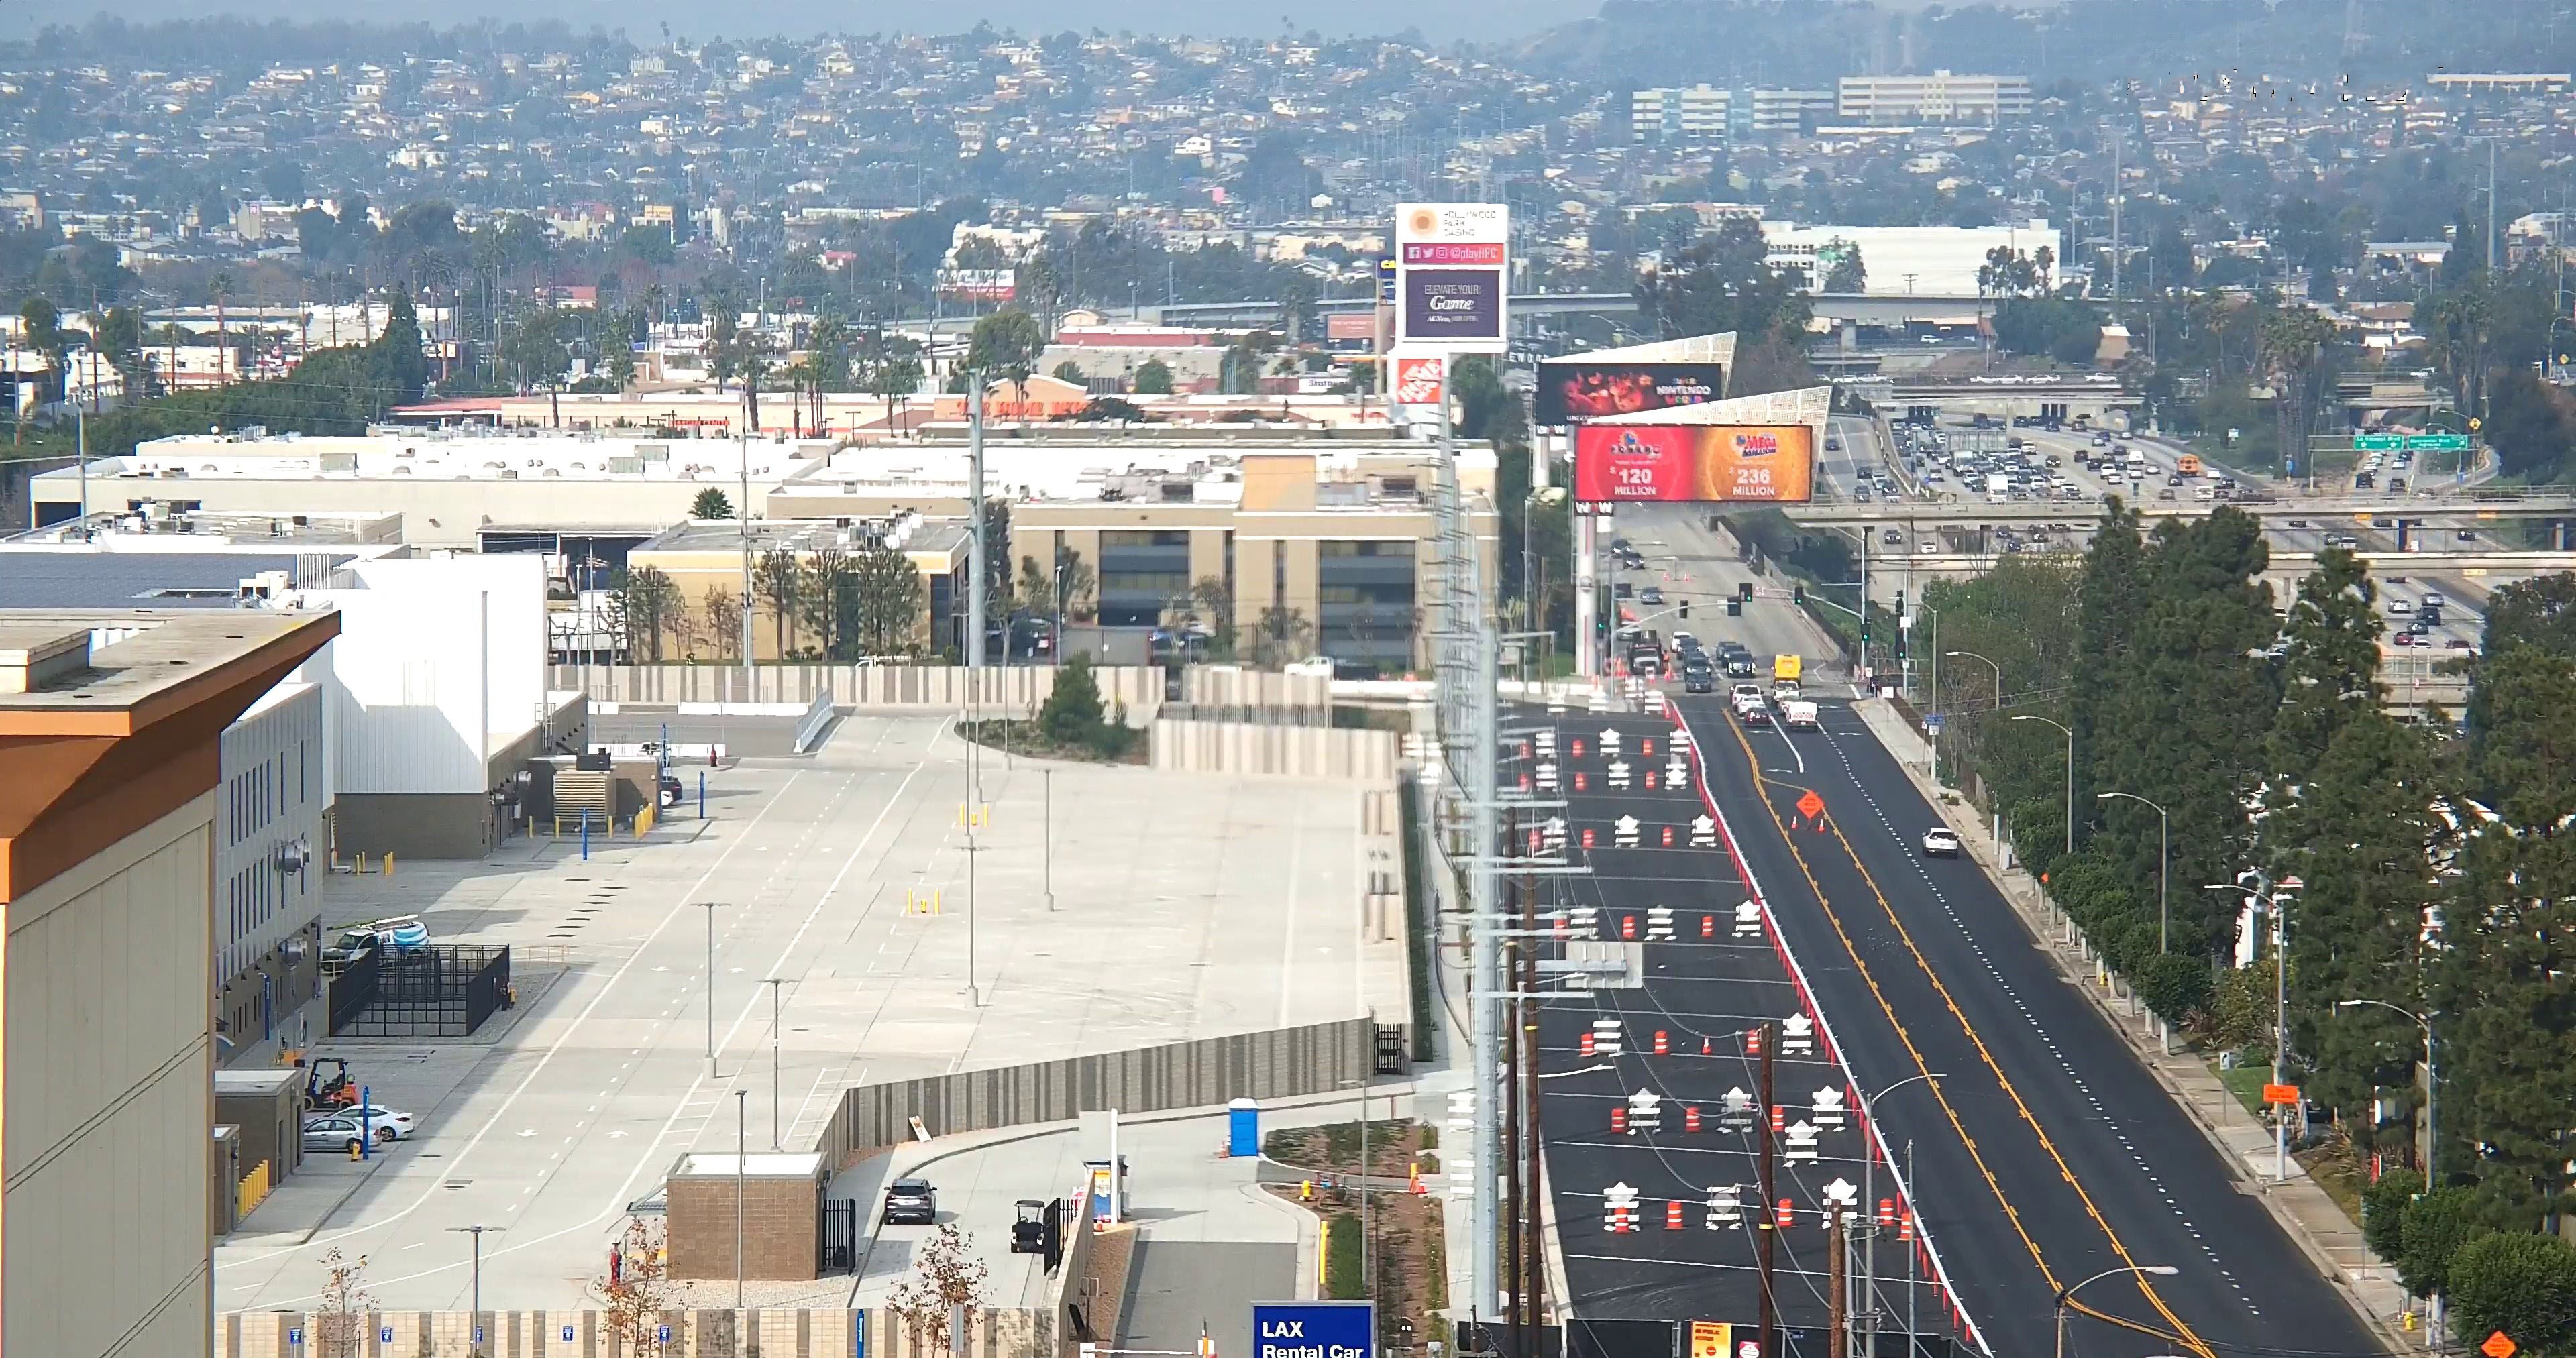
[273,838,313,874]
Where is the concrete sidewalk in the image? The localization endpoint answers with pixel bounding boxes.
[843,1084,1432,1311]
[1850,697,2421,1355]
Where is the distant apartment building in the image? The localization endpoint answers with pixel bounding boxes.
[1631,84,1732,144]
[1748,87,1837,135]
[1837,71,2033,126]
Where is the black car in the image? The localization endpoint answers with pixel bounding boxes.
[1682,662,1717,694]
[883,1178,938,1225]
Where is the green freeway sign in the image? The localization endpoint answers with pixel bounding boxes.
[2406,433,2471,451]
[2353,433,2405,451]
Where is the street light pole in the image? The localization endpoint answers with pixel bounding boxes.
[702,901,720,1077]
[2096,792,2169,951]
[449,1225,500,1357]
[1941,649,2002,714]
[2339,999,2436,1187]
[1858,1073,1945,1358]
[2010,714,2074,860]
[2055,1265,2179,1358]
[765,977,786,1149]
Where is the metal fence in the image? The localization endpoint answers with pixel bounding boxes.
[331,945,513,1038]
[815,1017,1381,1164]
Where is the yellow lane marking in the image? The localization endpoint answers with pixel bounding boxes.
[1706,710,2217,1358]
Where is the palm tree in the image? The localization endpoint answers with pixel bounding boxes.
[208,271,236,386]
[2261,306,2340,480]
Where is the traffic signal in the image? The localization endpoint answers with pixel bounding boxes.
[1793,584,1806,604]
[1894,589,1904,615]
[1726,598,1743,616]
[1678,598,1689,618]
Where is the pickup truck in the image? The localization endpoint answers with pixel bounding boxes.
[1772,681,1804,707]
[1781,700,1819,730]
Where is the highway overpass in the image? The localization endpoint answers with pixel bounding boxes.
[1781,490,2576,530]
[1153,291,1976,328]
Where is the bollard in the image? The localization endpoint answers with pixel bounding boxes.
[698,771,707,818]
[360,1085,372,1159]
[385,852,396,878]
[581,809,592,861]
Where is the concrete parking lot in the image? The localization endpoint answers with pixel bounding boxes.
[214,714,1403,1312]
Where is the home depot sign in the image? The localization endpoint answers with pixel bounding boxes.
[1391,354,1444,408]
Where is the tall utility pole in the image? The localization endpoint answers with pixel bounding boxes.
[1519,854,1544,1341]
[2487,139,2500,275]
[1499,836,1523,1358]
[2109,129,2123,302]
[703,901,720,1077]
[1756,1019,1780,1358]
[1828,1218,1849,1358]
[966,376,988,667]
[737,382,755,693]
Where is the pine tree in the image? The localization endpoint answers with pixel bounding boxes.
[371,293,430,403]
[2270,545,2385,777]
[2282,714,2449,1151]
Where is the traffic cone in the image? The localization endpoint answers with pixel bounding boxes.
[1621,915,1636,940]
[1653,1029,1669,1055]
[1610,1106,1627,1133]
[1684,1105,1703,1133]
[1580,1031,1596,1058]
[1701,915,1715,938]
[1700,1035,1712,1055]
[1662,826,1674,846]
[1665,1200,1686,1230]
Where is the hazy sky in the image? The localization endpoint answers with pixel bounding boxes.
[36,0,1592,42]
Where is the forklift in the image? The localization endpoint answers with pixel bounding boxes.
[301,1056,359,1111]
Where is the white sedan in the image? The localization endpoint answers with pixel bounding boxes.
[1921,827,1962,858]
[301,1105,416,1151]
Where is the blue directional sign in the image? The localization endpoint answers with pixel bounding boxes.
[1254,1302,1376,1358]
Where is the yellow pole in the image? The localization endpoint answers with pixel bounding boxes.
[385,852,395,878]
[1316,1216,1330,1290]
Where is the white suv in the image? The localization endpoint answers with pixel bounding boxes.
[1920,827,1962,858]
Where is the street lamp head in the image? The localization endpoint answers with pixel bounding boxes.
[2141,1265,2180,1276]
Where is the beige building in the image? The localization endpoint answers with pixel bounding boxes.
[0,607,341,1358]
[766,433,1499,673]
[625,516,974,661]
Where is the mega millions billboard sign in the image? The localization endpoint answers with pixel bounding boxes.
[1395,203,1508,352]
[1572,424,1816,503]
[1534,361,1727,426]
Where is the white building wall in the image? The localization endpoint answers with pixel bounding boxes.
[1762,219,2057,294]
[5,795,217,1358]
[292,554,549,796]
[215,682,325,989]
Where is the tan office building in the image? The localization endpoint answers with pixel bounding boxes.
[767,433,1500,673]
[0,608,340,1358]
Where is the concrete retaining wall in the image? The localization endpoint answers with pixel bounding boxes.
[1181,667,1332,710]
[816,1018,1377,1166]
[555,665,1163,721]
[1147,718,1399,781]
[220,1307,1041,1358]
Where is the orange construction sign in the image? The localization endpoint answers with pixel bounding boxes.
[1796,790,1825,821]
[2483,1334,2517,1358]
[2262,1083,2302,1107]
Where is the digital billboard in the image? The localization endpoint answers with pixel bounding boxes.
[1395,203,1509,353]
[1572,423,1815,503]
[1534,362,1727,426]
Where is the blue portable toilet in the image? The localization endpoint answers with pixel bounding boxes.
[1228,1098,1260,1157]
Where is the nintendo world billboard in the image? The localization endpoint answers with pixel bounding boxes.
[1572,423,1815,503]
[1533,361,1727,427]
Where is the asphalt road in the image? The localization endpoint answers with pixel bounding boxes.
[1529,709,1968,1358]
[1672,692,2385,1358]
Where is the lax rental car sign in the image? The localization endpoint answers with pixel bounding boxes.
[1395,203,1508,352]
[1254,1302,1375,1358]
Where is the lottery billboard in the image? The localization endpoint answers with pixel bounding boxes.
[1572,423,1815,503]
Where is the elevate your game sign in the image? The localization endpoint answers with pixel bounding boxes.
[1395,203,1507,353]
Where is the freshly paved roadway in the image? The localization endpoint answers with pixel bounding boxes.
[1676,691,2385,1358]
[1530,710,1980,1358]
